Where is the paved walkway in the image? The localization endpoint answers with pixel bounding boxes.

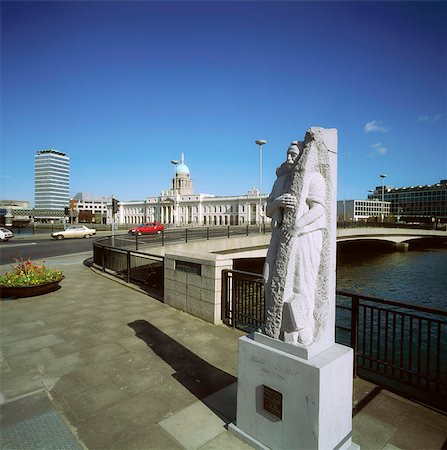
[1,252,446,449]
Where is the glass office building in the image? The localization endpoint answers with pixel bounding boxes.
[34,149,70,210]
[368,179,447,223]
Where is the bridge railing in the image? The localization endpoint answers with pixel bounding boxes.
[94,224,267,252]
[221,269,447,411]
[337,291,447,411]
[336,221,444,230]
[92,241,164,300]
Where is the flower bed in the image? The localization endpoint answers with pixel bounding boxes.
[0,259,63,298]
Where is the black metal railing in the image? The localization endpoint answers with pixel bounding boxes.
[221,269,447,411]
[95,224,267,252]
[336,291,447,410]
[93,242,164,299]
[222,269,265,331]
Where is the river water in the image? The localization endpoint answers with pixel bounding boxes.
[336,240,447,311]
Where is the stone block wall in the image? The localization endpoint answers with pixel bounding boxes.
[164,253,233,324]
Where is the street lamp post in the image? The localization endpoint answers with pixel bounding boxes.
[171,160,179,194]
[170,160,179,226]
[380,174,387,222]
[255,140,267,232]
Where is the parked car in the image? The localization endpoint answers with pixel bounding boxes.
[0,227,14,242]
[129,222,164,236]
[51,225,96,240]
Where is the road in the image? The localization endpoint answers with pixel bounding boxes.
[0,237,98,266]
[0,225,264,267]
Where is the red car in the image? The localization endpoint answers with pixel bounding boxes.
[129,222,164,236]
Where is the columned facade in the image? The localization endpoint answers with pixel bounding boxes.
[107,192,269,227]
[106,154,270,227]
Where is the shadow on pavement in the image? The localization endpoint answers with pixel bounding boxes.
[128,320,237,400]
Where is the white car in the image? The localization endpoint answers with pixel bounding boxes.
[0,227,14,242]
[51,225,96,240]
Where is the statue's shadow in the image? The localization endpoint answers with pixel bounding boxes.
[128,320,237,423]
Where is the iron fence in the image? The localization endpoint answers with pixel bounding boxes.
[221,269,447,411]
[93,242,164,299]
[222,269,265,331]
[336,291,447,411]
[95,224,267,252]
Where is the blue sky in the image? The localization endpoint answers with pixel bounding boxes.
[1,1,446,204]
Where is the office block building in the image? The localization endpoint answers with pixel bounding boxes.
[337,199,391,222]
[34,149,70,210]
[368,180,447,223]
[72,192,112,224]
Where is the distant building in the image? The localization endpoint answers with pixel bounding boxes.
[34,149,70,211]
[0,200,31,226]
[337,199,391,222]
[368,179,447,223]
[0,200,30,209]
[72,192,112,224]
[107,154,269,227]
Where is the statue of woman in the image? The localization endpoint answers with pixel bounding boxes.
[263,130,330,346]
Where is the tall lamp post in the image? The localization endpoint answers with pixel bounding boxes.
[255,139,267,232]
[171,160,179,194]
[380,174,387,222]
[170,159,179,226]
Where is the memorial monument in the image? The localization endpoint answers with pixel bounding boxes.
[229,128,358,449]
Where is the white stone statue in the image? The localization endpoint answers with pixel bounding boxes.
[263,128,332,346]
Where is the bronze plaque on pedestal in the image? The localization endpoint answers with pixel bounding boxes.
[263,385,282,420]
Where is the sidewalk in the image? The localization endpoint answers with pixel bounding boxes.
[1,252,446,449]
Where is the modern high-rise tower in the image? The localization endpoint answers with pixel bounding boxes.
[34,149,70,210]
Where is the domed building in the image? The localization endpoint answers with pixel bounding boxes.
[108,153,269,228]
[172,153,193,195]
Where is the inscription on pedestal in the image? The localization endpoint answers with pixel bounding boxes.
[263,385,282,420]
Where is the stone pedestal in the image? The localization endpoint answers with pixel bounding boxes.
[229,334,357,450]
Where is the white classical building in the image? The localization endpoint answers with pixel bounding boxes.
[107,153,270,227]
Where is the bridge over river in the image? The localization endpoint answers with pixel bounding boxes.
[336,226,447,249]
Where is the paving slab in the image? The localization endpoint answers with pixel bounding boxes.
[352,411,397,450]
[59,380,132,421]
[108,425,184,450]
[388,414,447,449]
[199,430,254,450]
[2,334,66,357]
[159,401,227,450]
[73,388,196,449]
